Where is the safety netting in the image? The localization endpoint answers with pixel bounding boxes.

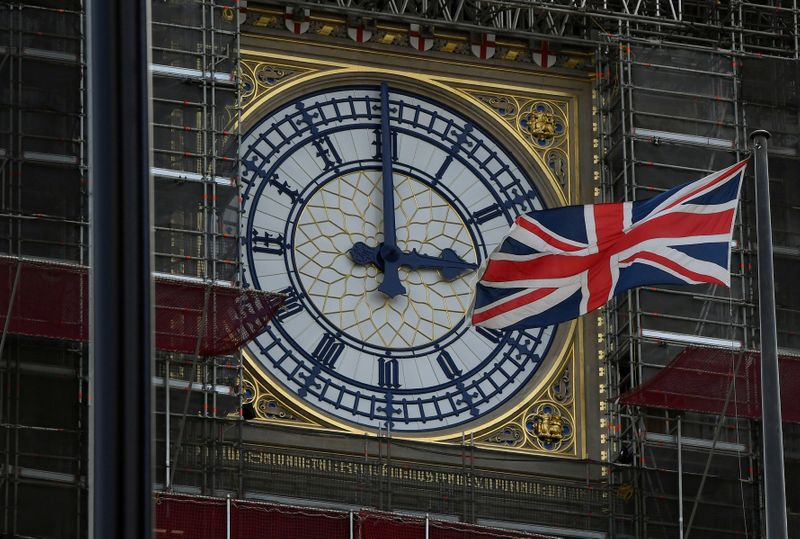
[154,493,556,539]
[619,347,800,423]
[0,256,284,355]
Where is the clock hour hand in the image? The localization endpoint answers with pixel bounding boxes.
[349,242,477,281]
[377,81,405,298]
[396,248,478,281]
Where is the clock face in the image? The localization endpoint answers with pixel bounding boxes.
[241,84,558,434]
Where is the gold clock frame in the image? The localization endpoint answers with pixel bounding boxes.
[237,39,591,459]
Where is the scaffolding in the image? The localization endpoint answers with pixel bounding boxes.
[149,0,246,500]
[0,2,87,538]
[595,21,800,539]
[232,1,800,537]
[0,0,798,537]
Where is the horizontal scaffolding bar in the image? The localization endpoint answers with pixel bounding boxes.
[639,328,743,349]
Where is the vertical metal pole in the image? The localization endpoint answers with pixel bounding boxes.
[164,357,171,490]
[677,417,684,539]
[87,1,153,537]
[425,513,430,539]
[226,494,231,539]
[349,511,354,539]
[750,129,788,539]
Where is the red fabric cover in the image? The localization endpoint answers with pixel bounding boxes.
[154,494,555,538]
[0,257,283,355]
[619,347,800,423]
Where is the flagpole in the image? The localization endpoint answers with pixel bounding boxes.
[750,129,788,538]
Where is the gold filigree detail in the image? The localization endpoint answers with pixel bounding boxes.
[483,424,525,448]
[240,365,322,428]
[529,412,564,443]
[240,60,314,110]
[473,347,577,456]
[466,90,572,196]
[526,110,557,139]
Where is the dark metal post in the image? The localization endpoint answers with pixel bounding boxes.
[87,0,153,537]
[750,129,788,539]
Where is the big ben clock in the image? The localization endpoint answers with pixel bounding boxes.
[240,73,576,438]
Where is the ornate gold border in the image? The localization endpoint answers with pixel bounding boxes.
[238,45,587,458]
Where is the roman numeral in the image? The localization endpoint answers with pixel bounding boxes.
[312,333,344,369]
[473,203,504,224]
[371,128,398,161]
[378,357,400,388]
[311,135,342,170]
[436,350,462,380]
[475,326,505,344]
[275,287,302,322]
[251,229,284,255]
[434,124,474,181]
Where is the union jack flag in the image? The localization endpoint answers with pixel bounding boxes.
[471,160,748,329]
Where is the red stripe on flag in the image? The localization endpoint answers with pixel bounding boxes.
[472,287,558,325]
[516,216,584,252]
[621,251,727,286]
[661,161,747,213]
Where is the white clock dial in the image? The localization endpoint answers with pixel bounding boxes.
[241,84,557,433]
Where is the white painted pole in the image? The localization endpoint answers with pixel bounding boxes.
[226,494,231,539]
[678,417,683,539]
[349,511,354,539]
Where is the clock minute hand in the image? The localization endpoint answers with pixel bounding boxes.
[376,82,406,299]
[397,249,478,281]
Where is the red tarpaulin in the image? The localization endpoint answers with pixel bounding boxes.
[619,347,800,423]
[0,256,283,356]
[154,493,555,539]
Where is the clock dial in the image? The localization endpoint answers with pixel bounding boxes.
[241,84,558,433]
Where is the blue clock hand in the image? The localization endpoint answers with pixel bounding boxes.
[396,248,477,281]
[376,82,406,298]
[349,242,477,281]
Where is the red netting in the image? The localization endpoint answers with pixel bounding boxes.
[0,257,283,355]
[155,494,557,539]
[619,347,800,423]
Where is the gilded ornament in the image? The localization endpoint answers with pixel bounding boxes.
[257,396,296,420]
[527,110,557,139]
[255,64,291,87]
[485,425,525,447]
[531,412,565,443]
[242,379,257,404]
[551,366,571,402]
